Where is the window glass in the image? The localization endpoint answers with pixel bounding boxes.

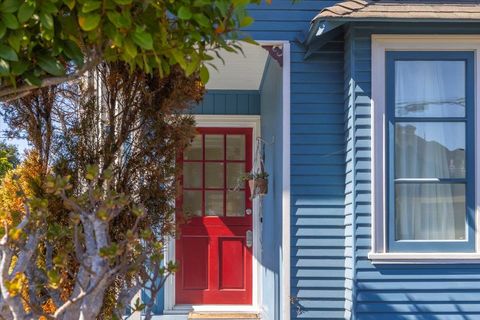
[184,135,202,160]
[386,52,473,251]
[395,122,465,179]
[205,163,224,189]
[395,60,465,118]
[227,135,246,160]
[395,183,466,240]
[205,135,224,160]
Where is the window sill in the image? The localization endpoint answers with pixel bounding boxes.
[368,252,480,264]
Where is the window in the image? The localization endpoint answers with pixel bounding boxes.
[181,128,252,218]
[369,36,480,260]
[386,51,475,252]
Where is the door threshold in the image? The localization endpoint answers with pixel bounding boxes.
[188,312,260,320]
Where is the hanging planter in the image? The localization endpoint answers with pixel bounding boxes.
[243,171,269,198]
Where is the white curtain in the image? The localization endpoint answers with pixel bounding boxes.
[394,61,465,241]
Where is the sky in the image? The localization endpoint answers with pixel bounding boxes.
[0,118,29,158]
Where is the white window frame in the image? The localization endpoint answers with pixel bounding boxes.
[369,34,480,263]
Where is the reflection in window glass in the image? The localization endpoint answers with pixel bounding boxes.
[227,135,245,160]
[226,191,245,216]
[227,163,245,189]
[184,135,202,160]
[183,191,202,217]
[205,191,223,216]
[205,135,224,160]
[395,184,466,240]
[395,60,465,117]
[205,163,224,189]
[183,163,202,188]
[395,122,465,179]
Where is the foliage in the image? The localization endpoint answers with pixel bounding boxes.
[0,62,202,319]
[0,0,262,100]
[0,141,19,178]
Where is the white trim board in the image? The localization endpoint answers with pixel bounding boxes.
[370,34,480,262]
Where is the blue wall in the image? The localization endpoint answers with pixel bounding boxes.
[190,90,260,115]
[246,1,349,319]
[347,22,480,320]
[260,57,283,320]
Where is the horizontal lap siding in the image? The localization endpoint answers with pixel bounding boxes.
[351,22,480,320]
[247,1,347,319]
[290,39,346,320]
[344,28,355,320]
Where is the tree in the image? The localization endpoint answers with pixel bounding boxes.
[0,0,260,101]
[0,141,20,178]
[0,62,203,319]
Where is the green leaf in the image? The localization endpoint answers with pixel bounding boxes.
[171,50,186,69]
[193,13,209,27]
[37,55,64,76]
[0,44,17,61]
[2,12,19,29]
[17,2,35,23]
[8,33,20,52]
[63,40,84,66]
[106,11,130,28]
[63,0,75,10]
[132,27,153,50]
[11,60,27,75]
[41,2,57,14]
[113,0,131,5]
[0,21,6,38]
[24,73,41,86]
[0,59,9,75]
[39,12,54,30]
[177,6,192,20]
[82,1,101,13]
[239,16,254,27]
[78,13,100,31]
[0,0,20,13]
[124,38,136,58]
[199,64,209,83]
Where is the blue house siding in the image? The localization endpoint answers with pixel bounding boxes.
[189,90,260,115]
[260,57,284,320]
[343,27,355,320]
[348,22,480,320]
[247,2,349,319]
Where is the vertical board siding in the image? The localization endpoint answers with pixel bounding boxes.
[190,90,260,115]
[350,22,480,320]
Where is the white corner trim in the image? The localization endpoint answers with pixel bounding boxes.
[370,34,480,258]
[281,41,291,320]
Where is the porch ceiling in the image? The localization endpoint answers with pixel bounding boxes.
[205,43,269,91]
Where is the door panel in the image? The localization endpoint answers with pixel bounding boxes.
[176,127,253,305]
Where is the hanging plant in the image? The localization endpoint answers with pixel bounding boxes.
[241,170,269,198]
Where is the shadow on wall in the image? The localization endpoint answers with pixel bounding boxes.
[356,263,480,320]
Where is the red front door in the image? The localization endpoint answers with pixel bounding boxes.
[176,127,253,305]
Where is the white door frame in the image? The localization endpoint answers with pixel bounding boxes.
[161,40,291,320]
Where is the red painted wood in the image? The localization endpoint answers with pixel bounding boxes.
[176,127,253,305]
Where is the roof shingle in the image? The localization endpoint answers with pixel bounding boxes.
[314,0,480,21]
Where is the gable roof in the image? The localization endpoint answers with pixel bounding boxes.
[314,0,480,21]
